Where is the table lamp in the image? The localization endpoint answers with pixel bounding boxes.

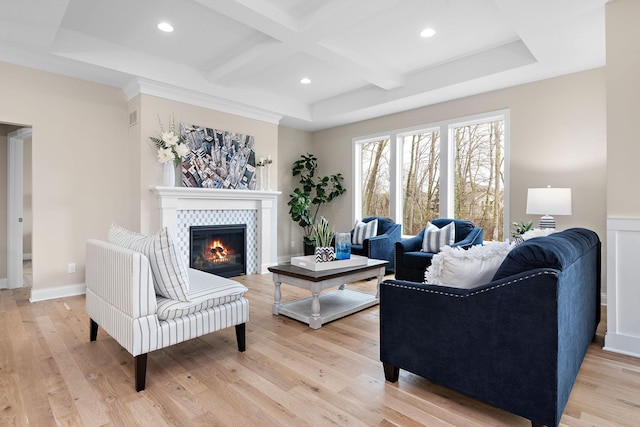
[526,186,572,229]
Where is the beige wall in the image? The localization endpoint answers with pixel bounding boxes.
[607,0,640,216]
[0,56,610,291]
[0,62,130,290]
[135,95,280,235]
[0,61,282,292]
[277,125,313,259]
[603,0,640,355]
[311,68,607,245]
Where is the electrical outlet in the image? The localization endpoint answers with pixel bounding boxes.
[291,240,296,248]
[68,263,76,273]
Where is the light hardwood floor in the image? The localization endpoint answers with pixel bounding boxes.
[1,273,639,426]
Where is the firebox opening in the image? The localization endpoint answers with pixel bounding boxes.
[189,224,246,278]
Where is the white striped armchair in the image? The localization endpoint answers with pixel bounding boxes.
[85,239,249,391]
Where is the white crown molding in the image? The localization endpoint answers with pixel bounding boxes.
[123,78,283,125]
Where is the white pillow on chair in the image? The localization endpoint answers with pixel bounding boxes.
[421,221,455,253]
[108,223,190,301]
[352,219,378,245]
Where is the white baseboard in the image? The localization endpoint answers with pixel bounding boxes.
[604,332,640,358]
[29,283,86,303]
[0,278,7,289]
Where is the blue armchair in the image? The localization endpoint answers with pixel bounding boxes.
[394,218,483,282]
[350,216,401,273]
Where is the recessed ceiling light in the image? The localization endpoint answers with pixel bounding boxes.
[300,77,311,85]
[157,22,174,33]
[420,28,436,38]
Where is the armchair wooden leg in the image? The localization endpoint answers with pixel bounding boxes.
[135,354,148,392]
[89,319,98,342]
[235,323,246,352]
[383,362,399,382]
[531,422,545,427]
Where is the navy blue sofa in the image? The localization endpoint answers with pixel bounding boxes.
[394,218,483,282]
[380,228,601,427]
[351,216,402,274]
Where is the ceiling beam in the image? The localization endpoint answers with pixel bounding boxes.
[197,0,404,90]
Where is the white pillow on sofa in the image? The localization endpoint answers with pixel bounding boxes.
[108,223,190,301]
[521,228,556,240]
[512,228,557,246]
[424,241,512,289]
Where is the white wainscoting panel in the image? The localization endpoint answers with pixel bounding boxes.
[605,217,640,358]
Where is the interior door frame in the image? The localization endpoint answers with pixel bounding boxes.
[7,127,31,288]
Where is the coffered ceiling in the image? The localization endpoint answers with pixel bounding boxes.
[0,0,608,130]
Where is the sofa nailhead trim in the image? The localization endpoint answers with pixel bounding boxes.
[383,271,557,298]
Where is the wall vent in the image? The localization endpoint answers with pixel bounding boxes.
[129,110,138,126]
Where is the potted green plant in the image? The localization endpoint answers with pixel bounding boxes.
[311,216,335,262]
[287,153,346,254]
[510,220,533,238]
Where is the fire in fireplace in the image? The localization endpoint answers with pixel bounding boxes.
[189,224,246,277]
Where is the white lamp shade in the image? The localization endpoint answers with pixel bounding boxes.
[526,188,572,215]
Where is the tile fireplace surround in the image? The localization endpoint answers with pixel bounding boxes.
[151,186,280,274]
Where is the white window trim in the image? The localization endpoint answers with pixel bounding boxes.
[353,109,510,238]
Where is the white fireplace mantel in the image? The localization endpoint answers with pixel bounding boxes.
[151,186,281,274]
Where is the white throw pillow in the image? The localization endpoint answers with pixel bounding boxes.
[352,219,378,245]
[424,241,512,289]
[421,221,455,253]
[512,228,557,247]
[156,269,247,320]
[108,223,190,301]
[521,228,556,240]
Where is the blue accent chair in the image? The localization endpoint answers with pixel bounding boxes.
[350,216,402,273]
[380,228,601,427]
[394,218,483,282]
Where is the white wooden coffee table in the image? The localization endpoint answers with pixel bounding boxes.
[268,259,388,329]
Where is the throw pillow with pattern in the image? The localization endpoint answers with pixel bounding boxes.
[352,219,378,245]
[421,221,455,253]
[108,223,190,301]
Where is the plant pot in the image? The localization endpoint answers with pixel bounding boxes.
[315,246,335,263]
[303,242,315,256]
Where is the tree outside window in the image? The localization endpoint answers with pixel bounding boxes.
[453,120,504,241]
[360,138,390,218]
[401,131,440,236]
[354,111,507,240]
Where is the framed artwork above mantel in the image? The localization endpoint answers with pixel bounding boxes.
[180,123,257,190]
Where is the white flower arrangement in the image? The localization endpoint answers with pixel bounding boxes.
[150,115,189,167]
[256,155,273,167]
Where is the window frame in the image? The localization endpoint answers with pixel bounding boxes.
[352,109,510,238]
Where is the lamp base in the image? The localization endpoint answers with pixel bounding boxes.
[538,215,556,229]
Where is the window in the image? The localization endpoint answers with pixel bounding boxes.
[358,137,390,218]
[401,130,440,236]
[452,120,505,240]
[354,111,508,240]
